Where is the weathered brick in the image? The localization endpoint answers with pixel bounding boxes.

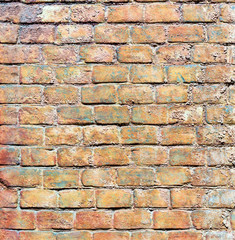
[171,188,206,208]
[37,211,73,230]
[57,147,91,167]
[59,190,95,208]
[71,5,105,22]
[96,189,132,208]
[114,209,151,229]
[121,126,158,144]
[93,146,130,166]
[229,86,235,105]
[0,106,18,125]
[117,168,155,186]
[156,167,191,186]
[208,25,234,43]
[168,231,203,240]
[0,230,18,240]
[56,25,93,44]
[43,169,79,189]
[0,3,23,23]
[153,210,191,229]
[19,231,56,240]
[56,232,92,240]
[39,5,70,22]
[95,24,129,43]
[131,25,166,43]
[0,66,19,84]
[220,4,235,23]
[117,45,153,63]
[21,148,56,166]
[94,232,130,240]
[82,169,116,187]
[130,65,164,83]
[118,85,154,104]
[0,23,19,43]
[132,231,168,240]
[134,189,169,208]
[0,189,18,208]
[20,189,57,208]
[231,211,235,229]
[75,211,112,229]
[145,4,180,22]
[93,65,129,83]
[205,231,234,240]
[107,5,144,23]
[0,147,19,165]
[131,147,168,165]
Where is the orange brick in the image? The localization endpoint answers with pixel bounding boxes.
[207,147,234,166]
[0,3,23,23]
[0,23,19,43]
[0,66,19,84]
[0,230,18,240]
[208,25,234,43]
[19,231,56,240]
[56,232,92,240]
[0,189,18,208]
[0,147,19,165]
[132,231,168,240]
[39,5,70,22]
[94,232,130,240]
[220,4,235,23]
[168,231,203,240]
[0,106,18,125]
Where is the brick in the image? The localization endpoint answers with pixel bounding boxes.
[0,45,40,64]
[132,105,168,124]
[131,25,166,43]
[0,106,18,125]
[191,210,225,229]
[193,44,226,63]
[171,188,206,208]
[80,45,115,63]
[0,3,23,23]
[108,5,144,23]
[117,168,155,186]
[132,231,168,240]
[114,209,151,229]
[44,86,78,104]
[207,189,235,208]
[0,66,19,84]
[59,190,95,208]
[19,232,56,240]
[56,232,92,240]
[231,211,235,229]
[131,147,168,165]
[130,65,164,83]
[39,5,70,22]
[204,65,234,83]
[37,211,73,230]
[56,65,92,84]
[82,85,117,104]
[43,45,78,64]
[134,189,169,208]
[117,45,153,63]
[0,167,41,187]
[82,169,116,187]
[19,106,55,125]
[156,45,191,64]
[20,25,55,43]
[169,147,206,166]
[121,126,158,144]
[166,64,202,83]
[182,5,219,22]
[220,4,235,23]
[192,168,229,186]
[96,189,132,208]
[20,65,55,84]
[0,210,35,230]
[57,147,91,167]
[0,86,42,104]
[84,126,119,145]
[168,231,203,240]
[153,210,191,229]
[169,25,205,42]
[228,46,235,64]
[0,189,18,208]
[156,167,191,186]
[93,65,128,83]
[205,231,234,240]
[94,232,130,240]
[20,189,57,208]
[192,85,226,104]
[206,105,235,124]
[0,126,43,145]
[0,147,19,165]
[95,105,130,124]
[43,169,79,189]
[0,23,19,43]
[229,86,235,105]
[46,126,82,145]
[95,24,129,43]
[71,5,105,22]
[58,106,94,125]
[56,25,92,44]
[75,211,112,229]
[161,126,196,145]
[208,25,234,43]
[93,146,130,166]
[0,230,18,240]
[21,148,56,166]
[145,4,180,22]
[196,125,234,145]
[118,85,154,104]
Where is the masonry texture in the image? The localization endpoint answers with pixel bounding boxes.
[0,0,234,239]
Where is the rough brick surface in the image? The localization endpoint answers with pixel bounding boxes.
[0,0,234,238]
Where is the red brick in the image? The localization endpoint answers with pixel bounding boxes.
[0,23,19,43]
[0,230,18,240]
[56,232,92,240]
[0,106,18,125]
[0,66,19,84]
[131,231,168,240]
[168,231,203,240]
[19,231,56,240]
[0,3,23,23]
[0,147,19,165]
[94,232,130,240]
[0,189,18,208]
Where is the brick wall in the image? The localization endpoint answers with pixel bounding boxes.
[0,0,234,239]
